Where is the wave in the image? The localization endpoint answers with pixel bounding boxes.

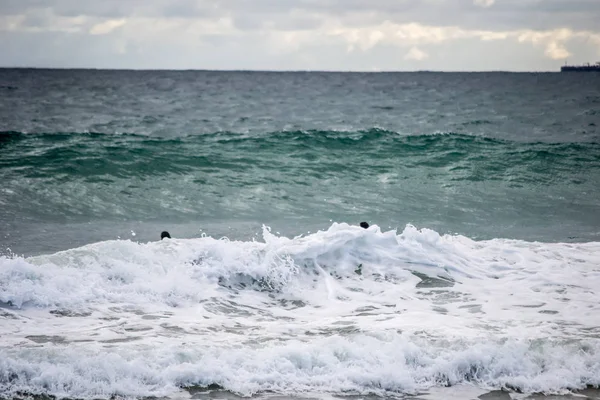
[2,129,599,179]
[1,336,598,398]
[2,128,600,251]
[2,223,598,308]
[1,224,600,398]
[1,127,597,144]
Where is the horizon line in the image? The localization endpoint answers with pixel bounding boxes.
[0,66,563,73]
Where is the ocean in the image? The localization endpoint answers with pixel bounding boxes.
[1,69,600,400]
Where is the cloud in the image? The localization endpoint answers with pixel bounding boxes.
[474,0,495,8]
[404,46,428,60]
[0,15,26,32]
[3,0,600,31]
[516,28,600,60]
[0,0,600,70]
[89,18,126,35]
[544,41,571,59]
[0,8,87,33]
[326,20,600,59]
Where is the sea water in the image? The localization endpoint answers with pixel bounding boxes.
[1,69,600,399]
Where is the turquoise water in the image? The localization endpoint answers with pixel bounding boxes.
[1,70,599,254]
[1,129,600,255]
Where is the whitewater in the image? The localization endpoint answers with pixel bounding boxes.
[1,223,599,399]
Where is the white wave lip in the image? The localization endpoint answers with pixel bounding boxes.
[1,223,600,398]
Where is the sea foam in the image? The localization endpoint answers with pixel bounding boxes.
[1,223,599,398]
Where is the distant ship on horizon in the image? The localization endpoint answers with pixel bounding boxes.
[561,61,600,72]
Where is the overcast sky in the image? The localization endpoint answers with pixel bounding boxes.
[1,0,599,71]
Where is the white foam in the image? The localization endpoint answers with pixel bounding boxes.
[1,223,599,398]
[1,335,598,398]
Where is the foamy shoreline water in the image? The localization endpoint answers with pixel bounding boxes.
[1,224,599,399]
[6,386,600,400]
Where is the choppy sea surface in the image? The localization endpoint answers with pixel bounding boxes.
[1,69,600,400]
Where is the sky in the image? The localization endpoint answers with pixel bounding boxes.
[1,0,600,71]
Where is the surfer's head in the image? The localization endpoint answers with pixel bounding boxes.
[161,231,171,240]
[360,222,369,229]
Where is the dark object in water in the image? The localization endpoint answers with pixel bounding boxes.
[355,264,363,275]
[161,231,171,240]
[360,222,369,229]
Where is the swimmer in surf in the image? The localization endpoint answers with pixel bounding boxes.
[161,231,171,240]
[356,222,369,274]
